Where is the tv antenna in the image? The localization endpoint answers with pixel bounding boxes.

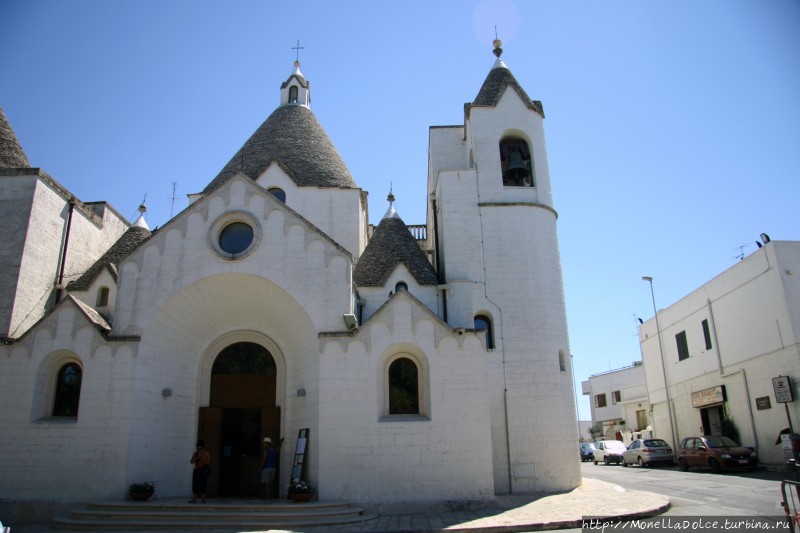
[734,244,747,261]
[169,181,179,219]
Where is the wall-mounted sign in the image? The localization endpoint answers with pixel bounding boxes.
[773,376,794,403]
[691,385,726,408]
[755,396,772,410]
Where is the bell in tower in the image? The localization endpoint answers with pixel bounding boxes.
[501,141,532,187]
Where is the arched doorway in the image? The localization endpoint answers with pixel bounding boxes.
[198,341,280,497]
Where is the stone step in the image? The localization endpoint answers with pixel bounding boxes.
[52,499,378,531]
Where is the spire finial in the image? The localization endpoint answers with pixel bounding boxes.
[492,28,503,59]
[383,184,399,220]
[291,39,305,64]
[138,194,147,215]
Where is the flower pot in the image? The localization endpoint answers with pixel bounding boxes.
[129,492,153,501]
[291,492,313,502]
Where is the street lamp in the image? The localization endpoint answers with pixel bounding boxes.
[642,276,678,455]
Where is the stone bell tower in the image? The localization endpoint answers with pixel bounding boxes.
[426,40,579,493]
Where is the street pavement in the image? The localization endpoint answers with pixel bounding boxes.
[5,477,670,533]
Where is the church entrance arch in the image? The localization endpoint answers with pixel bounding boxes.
[197,338,282,498]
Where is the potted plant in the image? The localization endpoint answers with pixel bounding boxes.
[288,478,315,502]
[128,481,155,501]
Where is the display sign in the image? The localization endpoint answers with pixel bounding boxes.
[755,396,772,410]
[291,428,309,482]
[773,376,794,403]
[691,385,726,408]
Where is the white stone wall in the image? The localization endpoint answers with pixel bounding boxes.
[640,242,800,463]
[0,301,137,500]
[0,174,35,337]
[357,263,440,323]
[428,81,580,492]
[584,365,646,426]
[317,292,494,502]
[108,176,355,496]
[256,164,367,258]
[0,171,127,339]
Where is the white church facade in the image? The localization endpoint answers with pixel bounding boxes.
[0,43,579,513]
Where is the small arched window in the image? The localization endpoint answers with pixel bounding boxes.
[96,286,109,307]
[289,86,298,104]
[53,362,82,417]
[474,314,495,350]
[268,188,286,203]
[395,281,408,292]
[499,138,533,187]
[559,350,567,372]
[389,358,419,414]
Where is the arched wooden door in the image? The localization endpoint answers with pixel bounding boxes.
[198,342,280,497]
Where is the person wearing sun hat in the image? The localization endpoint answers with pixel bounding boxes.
[259,436,284,499]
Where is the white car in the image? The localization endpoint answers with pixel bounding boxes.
[593,440,627,465]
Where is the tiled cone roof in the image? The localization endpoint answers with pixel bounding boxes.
[472,66,544,117]
[66,226,151,291]
[0,106,31,168]
[354,217,438,287]
[203,104,357,194]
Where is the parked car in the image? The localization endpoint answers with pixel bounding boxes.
[593,440,627,465]
[622,438,674,467]
[580,442,596,462]
[678,435,758,472]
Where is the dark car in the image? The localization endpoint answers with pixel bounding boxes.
[678,435,758,472]
[580,442,596,462]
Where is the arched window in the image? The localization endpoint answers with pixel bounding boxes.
[395,281,408,292]
[474,314,495,350]
[212,342,276,376]
[53,362,82,417]
[96,286,109,307]
[499,138,533,187]
[559,350,567,372]
[389,358,419,414]
[289,86,298,104]
[267,187,286,203]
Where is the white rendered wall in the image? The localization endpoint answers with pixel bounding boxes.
[317,292,494,502]
[0,302,137,500]
[0,172,128,339]
[640,242,800,463]
[256,164,367,258]
[428,84,579,493]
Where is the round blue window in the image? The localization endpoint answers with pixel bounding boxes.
[218,222,254,255]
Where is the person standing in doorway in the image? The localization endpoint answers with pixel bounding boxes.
[190,440,211,503]
[260,437,284,499]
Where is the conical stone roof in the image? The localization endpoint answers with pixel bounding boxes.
[472,65,544,117]
[0,106,31,168]
[354,217,438,287]
[203,104,357,194]
[66,226,152,291]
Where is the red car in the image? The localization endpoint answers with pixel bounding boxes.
[678,436,757,472]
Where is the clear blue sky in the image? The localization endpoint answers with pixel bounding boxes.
[3,0,799,421]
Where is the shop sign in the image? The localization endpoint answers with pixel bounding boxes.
[755,396,771,410]
[691,385,726,408]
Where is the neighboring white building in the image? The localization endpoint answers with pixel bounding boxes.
[582,362,651,444]
[0,42,580,519]
[639,240,800,465]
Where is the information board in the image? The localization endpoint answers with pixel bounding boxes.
[773,376,794,404]
[291,428,309,482]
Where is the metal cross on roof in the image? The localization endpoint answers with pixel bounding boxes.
[291,40,305,62]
